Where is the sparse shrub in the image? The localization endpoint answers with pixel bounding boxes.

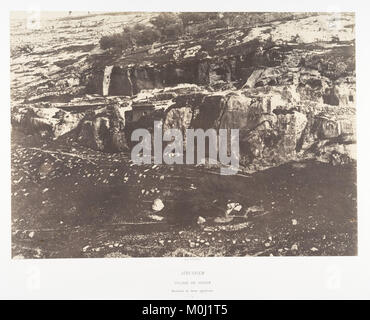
[133,23,146,31]
[98,12,230,51]
[162,22,184,40]
[150,13,180,30]
[137,28,161,45]
[99,32,132,50]
[100,13,186,50]
[179,12,218,26]
[150,13,184,40]
[212,18,228,29]
[100,26,161,50]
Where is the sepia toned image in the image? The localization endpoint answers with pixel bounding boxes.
[10,11,357,259]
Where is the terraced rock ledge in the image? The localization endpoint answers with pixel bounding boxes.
[11,12,357,258]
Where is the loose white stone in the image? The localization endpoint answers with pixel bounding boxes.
[152,198,164,212]
[197,216,206,224]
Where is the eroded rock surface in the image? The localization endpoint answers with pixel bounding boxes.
[10,12,357,258]
[11,12,356,171]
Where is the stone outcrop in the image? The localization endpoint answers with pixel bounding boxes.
[13,79,356,172]
[11,12,356,172]
[11,105,84,138]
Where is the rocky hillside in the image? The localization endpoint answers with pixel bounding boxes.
[11,12,356,172]
[10,12,357,258]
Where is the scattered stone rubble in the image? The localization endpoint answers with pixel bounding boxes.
[10,12,357,258]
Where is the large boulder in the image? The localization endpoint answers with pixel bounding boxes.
[11,106,84,138]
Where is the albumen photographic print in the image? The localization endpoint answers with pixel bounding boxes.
[10,11,357,259]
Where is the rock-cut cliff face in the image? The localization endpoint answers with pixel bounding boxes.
[11,12,356,172]
[162,86,356,171]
